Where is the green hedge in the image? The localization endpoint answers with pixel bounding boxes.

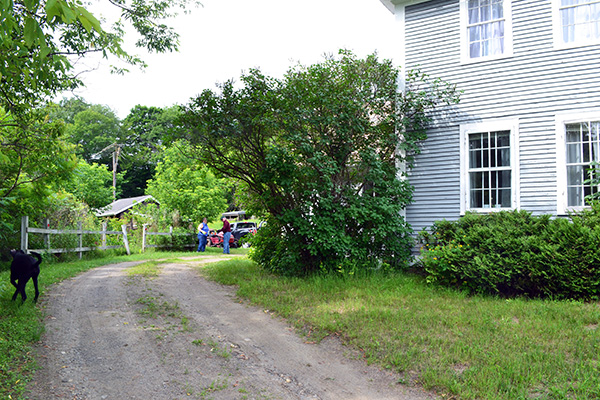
[419,207,600,300]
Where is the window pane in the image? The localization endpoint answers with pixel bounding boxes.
[568,186,583,207]
[470,41,481,58]
[568,165,583,185]
[492,2,503,19]
[497,148,510,167]
[497,132,510,147]
[470,190,483,208]
[566,124,581,142]
[470,150,482,168]
[567,143,581,163]
[470,172,484,189]
[499,188,511,207]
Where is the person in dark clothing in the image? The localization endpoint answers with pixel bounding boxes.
[220,217,231,254]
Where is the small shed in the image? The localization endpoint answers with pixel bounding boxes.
[221,210,246,221]
[95,195,160,218]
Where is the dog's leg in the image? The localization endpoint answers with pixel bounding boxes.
[32,274,39,303]
[12,280,27,302]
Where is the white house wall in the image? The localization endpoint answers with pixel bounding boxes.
[401,0,600,235]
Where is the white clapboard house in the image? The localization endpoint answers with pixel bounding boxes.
[379,0,600,233]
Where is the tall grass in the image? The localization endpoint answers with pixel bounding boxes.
[201,259,600,400]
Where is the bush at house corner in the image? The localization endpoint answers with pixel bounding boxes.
[419,206,600,301]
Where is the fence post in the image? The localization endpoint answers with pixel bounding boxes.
[20,216,28,252]
[142,223,148,253]
[101,222,107,250]
[77,221,83,259]
[43,218,50,250]
[121,225,131,255]
[170,226,173,250]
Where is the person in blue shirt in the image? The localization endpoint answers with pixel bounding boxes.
[197,218,210,252]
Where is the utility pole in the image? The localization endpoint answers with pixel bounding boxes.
[92,143,122,202]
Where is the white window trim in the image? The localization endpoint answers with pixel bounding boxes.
[552,0,600,49]
[459,118,520,215]
[459,0,514,64]
[556,110,600,214]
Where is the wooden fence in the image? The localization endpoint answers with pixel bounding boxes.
[20,217,197,257]
[21,216,130,258]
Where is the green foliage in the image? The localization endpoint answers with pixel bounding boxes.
[0,105,78,249]
[145,142,228,225]
[177,50,459,275]
[64,104,121,164]
[419,209,600,300]
[62,160,118,209]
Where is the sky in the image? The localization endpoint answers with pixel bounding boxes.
[66,0,400,119]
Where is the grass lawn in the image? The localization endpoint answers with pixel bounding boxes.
[1,250,598,399]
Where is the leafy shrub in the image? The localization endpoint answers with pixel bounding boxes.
[419,208,600,300]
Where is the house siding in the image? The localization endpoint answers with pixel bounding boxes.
[402,0,600,235]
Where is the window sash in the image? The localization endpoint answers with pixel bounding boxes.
[559,0,600,43]
[565,121,600,207]
[468,130,512,209]
[467,0,506,58]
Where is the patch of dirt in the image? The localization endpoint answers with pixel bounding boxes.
[26,257,438,399]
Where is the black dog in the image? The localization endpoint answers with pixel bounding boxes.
[10,250,42,303]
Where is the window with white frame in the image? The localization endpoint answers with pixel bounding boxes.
[460,120,518,213]
[565,120,600,207]
[558,0,600,45]
[460,0,512,61]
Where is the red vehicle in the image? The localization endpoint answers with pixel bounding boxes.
[207,230,237,248]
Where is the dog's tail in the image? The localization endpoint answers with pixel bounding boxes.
[30,251,43,267]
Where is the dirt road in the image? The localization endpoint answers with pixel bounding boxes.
[27,256,437,399]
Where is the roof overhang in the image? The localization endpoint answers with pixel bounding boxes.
[378,0,431,13]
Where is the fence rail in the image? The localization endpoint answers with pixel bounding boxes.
[20,217,198,257]
[21,216,130,258]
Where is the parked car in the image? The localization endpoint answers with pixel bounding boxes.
[230,221,257,245]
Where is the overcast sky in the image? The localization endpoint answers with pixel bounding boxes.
[66,0,399,119]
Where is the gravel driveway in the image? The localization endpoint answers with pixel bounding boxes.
[26,256,437,400]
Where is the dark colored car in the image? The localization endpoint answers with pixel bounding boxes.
[230,221,257,245]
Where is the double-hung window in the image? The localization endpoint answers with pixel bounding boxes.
[565,121,600,206]
[460,0,512,62]
[556,0,600,46]
[557,113,600,213]
[460,120,519,213]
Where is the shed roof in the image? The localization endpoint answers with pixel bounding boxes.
[95,195,159,217]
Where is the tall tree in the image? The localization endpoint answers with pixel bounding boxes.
[62,160,120,209]
[119,105,181,197]
[145,142,228,225]
[176,51,460,275]
[65,104,121,164]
